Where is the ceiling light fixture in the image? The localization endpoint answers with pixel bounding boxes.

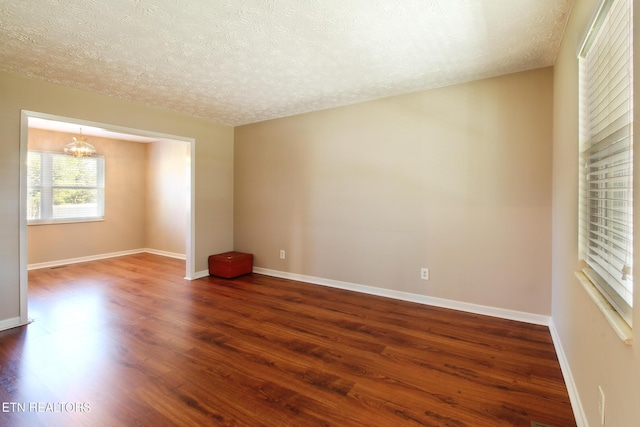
[64,129,96,157]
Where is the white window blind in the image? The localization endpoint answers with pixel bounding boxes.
[578,0,633,327]
[27,151,105,223]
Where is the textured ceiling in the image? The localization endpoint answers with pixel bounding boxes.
[0,0,573,126]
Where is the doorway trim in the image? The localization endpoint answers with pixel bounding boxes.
[19,110,196,325]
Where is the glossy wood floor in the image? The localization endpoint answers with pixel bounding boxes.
[0,254,576,427]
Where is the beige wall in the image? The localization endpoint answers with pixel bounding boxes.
[552,1,640,425]
[146,139,189,255]
[235,67,553,315]
[27,129,148,264]
[0,71,234,326]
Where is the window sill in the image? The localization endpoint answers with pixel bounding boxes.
[574,271,633,345]
[27,218,105,226]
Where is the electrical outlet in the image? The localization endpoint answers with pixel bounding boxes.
[420,268,429,280]
[598,386,605,425]
[280,250,285,259]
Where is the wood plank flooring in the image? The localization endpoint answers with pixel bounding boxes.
[0,253,576,426]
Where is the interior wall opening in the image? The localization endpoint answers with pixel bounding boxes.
[19,110,196,325]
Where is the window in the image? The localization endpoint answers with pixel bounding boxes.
[578,0,633,327]
[27,151,105,223]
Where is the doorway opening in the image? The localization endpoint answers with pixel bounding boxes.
[18,110,196,325]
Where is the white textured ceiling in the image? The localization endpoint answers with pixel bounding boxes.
[0,0,573,126]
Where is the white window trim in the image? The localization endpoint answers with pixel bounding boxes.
[576,0,634,343]
[27,150,105,225]
[575,271,633,344]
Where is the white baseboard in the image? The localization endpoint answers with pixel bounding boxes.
[144,248,186,260]
[549,320,588,427]
[0,317,29,332]
[27,248,188,270]
[252,267,551,326]
[191,270,210,280]
[27,249,146,270]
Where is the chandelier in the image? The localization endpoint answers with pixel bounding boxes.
[64,129,96,157]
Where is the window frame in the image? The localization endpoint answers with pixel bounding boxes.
[578,0,634,331]
[27,150,106,225]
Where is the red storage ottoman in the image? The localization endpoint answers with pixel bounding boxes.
[208,251,253,278]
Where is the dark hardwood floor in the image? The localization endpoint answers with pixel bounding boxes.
[0,253,576,426]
